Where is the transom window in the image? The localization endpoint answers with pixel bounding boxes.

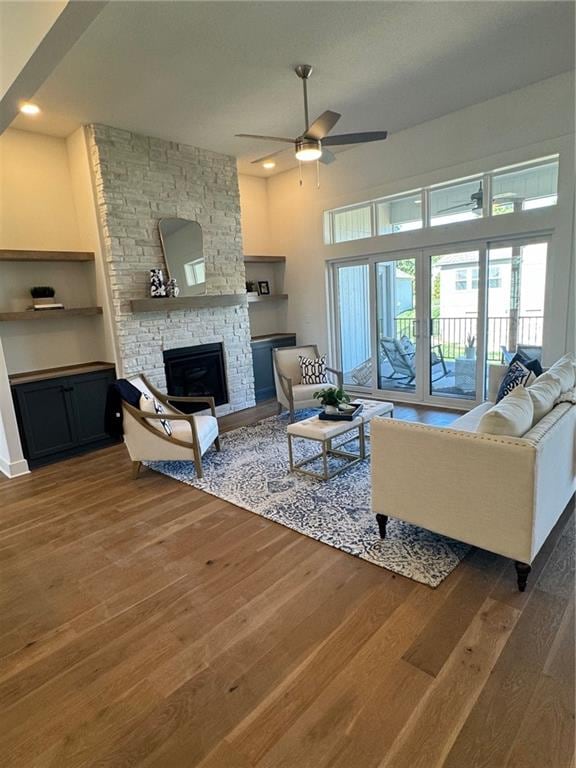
[324,155,559,245]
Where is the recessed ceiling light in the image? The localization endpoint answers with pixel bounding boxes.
[262,161,276,169]
[20,102,41,116]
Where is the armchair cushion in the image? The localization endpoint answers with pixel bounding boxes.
[299,354,328,385]
[292,383,326,402]
[170,414,219,453]
[140,393,173,436]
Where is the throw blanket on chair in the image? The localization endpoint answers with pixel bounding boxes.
[105,379,143,439]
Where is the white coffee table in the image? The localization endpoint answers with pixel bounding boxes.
[287,399,394,481]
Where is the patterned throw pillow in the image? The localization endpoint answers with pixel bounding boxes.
[496,360,535,403]
[299,355,328,385]
[139,393,172,436]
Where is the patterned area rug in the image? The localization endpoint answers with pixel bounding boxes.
[147,411,469,587]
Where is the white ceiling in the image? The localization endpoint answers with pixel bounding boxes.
[9,1,575,176]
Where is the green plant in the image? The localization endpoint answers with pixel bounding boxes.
[313,386,351,407]
[30,286,55,298]
[466,334,476,350]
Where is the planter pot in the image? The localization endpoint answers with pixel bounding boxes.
[323,405,339,414]
[465,349,476,360]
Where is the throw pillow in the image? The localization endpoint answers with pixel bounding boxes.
[527,372,562,425]
[547,353,576,393]
[139,393,173,436]
[496,360,535,403]
[510,352,543,378]
[299,355,328,385]
[477,386,534,437]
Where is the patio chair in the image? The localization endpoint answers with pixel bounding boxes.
[379,336,449,384]
[500,344,543,365]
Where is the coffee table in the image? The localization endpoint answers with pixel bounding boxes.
[287,399,394,481]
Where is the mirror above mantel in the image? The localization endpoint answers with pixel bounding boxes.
[159,218,206,297]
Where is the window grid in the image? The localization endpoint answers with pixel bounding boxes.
[325,157,558,245]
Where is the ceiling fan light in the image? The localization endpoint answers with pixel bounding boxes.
[295,140,322,162]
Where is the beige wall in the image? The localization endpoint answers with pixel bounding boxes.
[258,72,575,366]
[238,174,271,255]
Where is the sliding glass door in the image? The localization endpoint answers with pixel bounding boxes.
[331,235,549,406]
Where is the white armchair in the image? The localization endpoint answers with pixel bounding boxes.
[122,374,220,479]
[273,344,343,422]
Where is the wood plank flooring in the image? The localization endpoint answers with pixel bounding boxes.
[0,401,573,767]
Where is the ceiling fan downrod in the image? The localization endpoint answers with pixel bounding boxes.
[295,64,313,133]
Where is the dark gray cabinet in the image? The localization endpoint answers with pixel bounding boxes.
[251,334,296,402]
[11,363,117,468]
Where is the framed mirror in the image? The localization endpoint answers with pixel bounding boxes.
[159,218,205,296]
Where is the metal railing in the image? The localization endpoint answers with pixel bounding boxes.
[391,315,543,361]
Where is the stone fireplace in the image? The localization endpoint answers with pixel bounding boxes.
[88,124,255,415]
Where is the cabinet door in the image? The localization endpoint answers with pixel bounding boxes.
[13,379,76,461]
[252,336,296,402]
[69,370,115,446]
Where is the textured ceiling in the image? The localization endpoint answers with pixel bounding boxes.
[10,1,575,176]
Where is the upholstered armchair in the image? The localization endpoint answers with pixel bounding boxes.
[122,374,220,479]
[273,344,343,422]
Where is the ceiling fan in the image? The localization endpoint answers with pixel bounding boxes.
[236,64,388,167]
[437,182,484,214]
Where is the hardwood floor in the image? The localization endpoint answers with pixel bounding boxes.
[0,401,573,767]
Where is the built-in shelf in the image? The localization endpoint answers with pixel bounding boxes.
[0,249,95,262]
[251,332,296,342]
[9,361,115,386]
[130,294,247,313]
[0,307,103,322]
[247,293,288,303]
[243,255,286,264]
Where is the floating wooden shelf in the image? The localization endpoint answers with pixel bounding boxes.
[0,307,103,321]
[130,294,247,313]
[0,249,95,262]
[243,255,286,264]
[247,294,288,303]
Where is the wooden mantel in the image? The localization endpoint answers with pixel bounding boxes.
[130,294,248,313]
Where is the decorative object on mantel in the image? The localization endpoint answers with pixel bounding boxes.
[166,278,180,298]
[258,280,270,296]
[30,286,63,311]
[149,268,166,298]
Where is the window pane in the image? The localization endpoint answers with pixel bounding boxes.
[337,264,372,386]
[430,179,483,226]
[376,258,417,393]
[376,193,422,235]
[492,159,558,215]
[486,242,547,379]
[333,205,372,243]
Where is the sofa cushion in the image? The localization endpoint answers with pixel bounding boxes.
[547,354,576,393]
[527,372,562,425]
[450,402,494,432]
[477,386,534,437]
[496,360,535,402]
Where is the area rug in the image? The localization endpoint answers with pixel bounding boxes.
[147,411,469,587]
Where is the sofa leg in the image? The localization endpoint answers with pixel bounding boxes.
[514,561,531,592]
[132,461,142,479]
[376,514,389,539]
[215,436,222,452]
[277,401,283,415]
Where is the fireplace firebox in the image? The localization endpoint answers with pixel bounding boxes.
[163,343,228,413]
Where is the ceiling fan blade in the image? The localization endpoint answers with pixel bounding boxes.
[320,149,336,165]
[250,147,289,165]
[323,130,388,146]
[436,202,474,213]
[236,133,295,144]
[304,110,341,141]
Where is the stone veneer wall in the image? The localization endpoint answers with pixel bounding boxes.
[88,124,255,413]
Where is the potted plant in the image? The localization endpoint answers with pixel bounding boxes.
[465,334,476,360]
[313,386,351,414]
[30,286,56,307]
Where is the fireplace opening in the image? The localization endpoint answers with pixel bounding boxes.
[163,343,228,414]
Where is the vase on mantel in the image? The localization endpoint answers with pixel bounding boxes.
[150,269,166,298]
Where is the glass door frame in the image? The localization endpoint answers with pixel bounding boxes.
[328,231,551,409]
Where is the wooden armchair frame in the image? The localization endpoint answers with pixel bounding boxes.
[124,374,220,479]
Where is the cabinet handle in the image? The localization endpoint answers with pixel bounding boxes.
[63,386,74,392]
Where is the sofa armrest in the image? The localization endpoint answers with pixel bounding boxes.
[370,418,537,563]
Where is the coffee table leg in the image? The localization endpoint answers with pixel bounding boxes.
[359,423,366,459]
[288,433,294,472]
[322,441,329,480]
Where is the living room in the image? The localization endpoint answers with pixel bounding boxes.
[0,2,574,766]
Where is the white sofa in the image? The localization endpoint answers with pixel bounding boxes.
[371,362,576,591]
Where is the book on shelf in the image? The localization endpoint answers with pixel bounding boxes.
[32,303,65,310]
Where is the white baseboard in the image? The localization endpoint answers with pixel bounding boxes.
[0,456,30,478]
